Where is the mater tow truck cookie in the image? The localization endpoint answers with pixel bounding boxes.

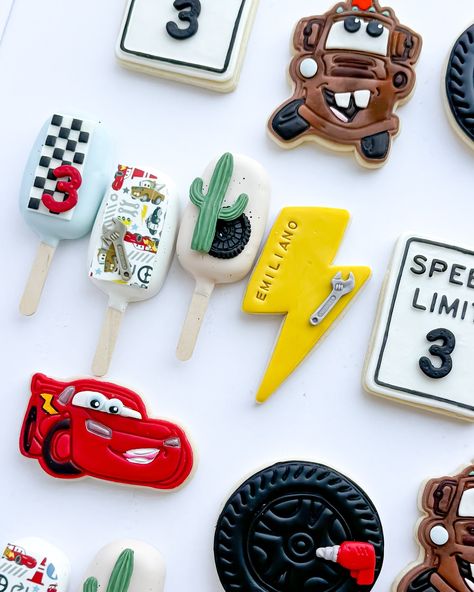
[446,24,474,149]
[0,538,70,592]
[214,461,384,592]
[20,113,111,315]
[395,463,474,592]
[20,373,194,491]
[82,540,165,592]
[88,165,178,376]
[176,152,270,361]
[268,0,422,168]
[243,207,370,404]
[364,235,474,421]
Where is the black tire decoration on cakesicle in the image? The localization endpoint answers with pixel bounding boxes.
[214,461,384,592]
[446,25,474,144]
[209,213,251,259]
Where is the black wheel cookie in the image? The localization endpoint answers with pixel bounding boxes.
[209,213,251,260]
[446,25,474,144]
[214,461,384,592]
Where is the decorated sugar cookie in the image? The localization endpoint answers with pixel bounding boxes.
[364,235,474,421]
[82,540,165,592]
[395,463,474,592]
[243,207,370,403]
[268,0,422,168]
[176,153,270,361]
[20,373,194,491]
[214,461,384,592]
[0,538,70,592]
[116,0,260,92]
[88,165,178,376]
[446,25,474,148]
[20,114,111,316]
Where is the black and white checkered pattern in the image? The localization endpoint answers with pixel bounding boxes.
[28,113,97,220]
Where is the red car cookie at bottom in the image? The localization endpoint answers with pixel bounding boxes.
[20,374,194,491]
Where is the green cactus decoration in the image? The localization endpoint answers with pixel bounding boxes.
[82,549,134,592]
[190,152,249,253]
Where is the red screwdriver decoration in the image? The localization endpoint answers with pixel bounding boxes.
[316,542,376,586]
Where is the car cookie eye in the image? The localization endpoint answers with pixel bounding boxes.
[344,16,361,33]
[72,391,107,411]
[107,398,123,415]
[367,20,385,38]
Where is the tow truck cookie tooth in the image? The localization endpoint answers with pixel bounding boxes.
[364,235,474,421]
[268,0,422,168]
[20,113,111,316]
[395,463,474,592]
[176,152,270,361]
[20,373,194,491]
[82,540,165,592]
[214,461,384,592]
[116,0,259,92]
[88,165,178,376]
[243,207,371,403]
[1,538,70,592]
[446,24,474,149]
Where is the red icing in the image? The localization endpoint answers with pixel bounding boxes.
[20,374,194,491]
[352,0,373,10]
[41,165,82,213]
[337,542,376,585]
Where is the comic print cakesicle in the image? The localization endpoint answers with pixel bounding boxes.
[0,538,70,592]
[88,165,178,376]
[268,0,422,168]
[20,373,195,491]
[176,153,270,361]
[20,114,111,315]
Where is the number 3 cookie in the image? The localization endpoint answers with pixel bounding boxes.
[268,0,422,168]
[116,0,260,92]
[364,235,474,421]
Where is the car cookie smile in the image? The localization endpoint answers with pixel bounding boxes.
[324,89,371,123]
[457,556,474,591]
[124,448,160,465]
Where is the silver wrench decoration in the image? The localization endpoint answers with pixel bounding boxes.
[101,218,133,282]
[310,272,355,326]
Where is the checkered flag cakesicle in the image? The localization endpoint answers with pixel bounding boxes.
[19,113,111,315]
[88,165,179,376]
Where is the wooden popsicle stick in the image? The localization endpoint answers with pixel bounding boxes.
[177,279,215,361]
[20,242,56,316]
[92,306,124,377]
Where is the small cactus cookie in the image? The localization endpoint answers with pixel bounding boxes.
[82,541,165,592]
[176,153,270,360]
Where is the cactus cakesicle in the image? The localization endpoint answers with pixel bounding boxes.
[88,165,178,376]
[19,113,111,315]
[176,153,270,360]
[82,541,165,592]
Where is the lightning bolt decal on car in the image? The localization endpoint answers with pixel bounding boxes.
[40,393,58,415]
[243,207,371,403]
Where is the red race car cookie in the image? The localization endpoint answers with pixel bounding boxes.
[20,374,194,491]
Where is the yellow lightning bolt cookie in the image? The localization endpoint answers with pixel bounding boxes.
[243,207,371,403]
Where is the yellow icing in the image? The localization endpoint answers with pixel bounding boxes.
[243,207,371,403]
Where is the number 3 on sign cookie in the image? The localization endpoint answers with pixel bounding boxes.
[166,0,201,40]
[41,165,82,214]
[419,328,456,380]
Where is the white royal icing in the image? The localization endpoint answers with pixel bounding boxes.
[459,488,474,517]
[326,19,389,56]
[299,58,318,78]
[429,525,449,545]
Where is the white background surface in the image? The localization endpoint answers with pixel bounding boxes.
[1,1,474,590]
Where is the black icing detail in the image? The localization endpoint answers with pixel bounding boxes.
[419,328,455,380]
[59,127,70,139]
[120,0,247,75]
[360,131,390,160]
[22,407,37,453]
[344,16,361,34]
[209,213,251,259]
[45,135,56,147]
[214,461,384,592]
[324,90,361,123]
[272,99,310,141]
[42,419,82,476]
[71,119,82,131]
[446,25,474,143]
[405,569,439,592]
[393,72,408,89]
[51,114,63,127]
[366,20,384,38]
[166,0,201,40]
[73,152,85,165]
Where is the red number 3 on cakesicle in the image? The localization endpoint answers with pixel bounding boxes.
[42,165,82,213]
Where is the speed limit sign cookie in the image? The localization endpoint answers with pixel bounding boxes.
[365,235,474,420]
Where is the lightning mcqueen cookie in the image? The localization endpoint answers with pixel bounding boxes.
[268,0,422,168]
[20,373,194,491]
